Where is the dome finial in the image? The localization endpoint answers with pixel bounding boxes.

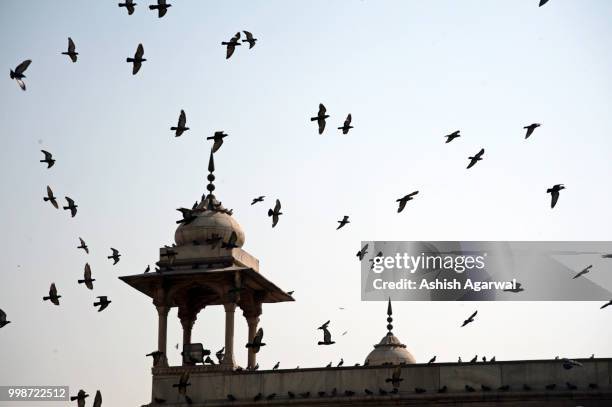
[386,297,393,334]
[206,149,216,197]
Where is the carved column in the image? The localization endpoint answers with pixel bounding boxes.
[156,305,170,367]
[221,302,236,368]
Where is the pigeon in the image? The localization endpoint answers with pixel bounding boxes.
[415,387,426,394]
[461,310,477,327]
[428,356,436,364]
[146,350,164,365]
[222,32,241,59]
[70,390,89,406]
[10,59,31,91]
[325,361,332,368]
[44,186,59,209]
[336,216,350,230]
[523,123,541,139]
[470,355,478,363]
[458,356,462,363]
[40,150,55,168]
[318,320,330,330]
[204,356,215,365]
[92,390,102,407]
[481,385,491,391]
[491,356,496,362]
[438,386,448,393]
[127,44,146,75]
[467,148,485,169]
[215,347,225,362]
[385,366,403,388]
[547,184,565,208]
[246,327,266,353]
[242,31,257,48]
[268,199,282,227]
[378,388,388,395]
[77,237,89,254]
[227,394,236,401]
[482,356,487,362]
[149,0,171,17]
[144,265,150,273]
[465,385,475,392]
[364,389,373,395]
[176,208,196,225]
[562,358,583,370]
[318,326,335,345]
[356,244,368,260]
[0,309,10,328]
[396,191,419,213]
[78,263,95,290]
[171,110,189,137]
[498,385,510,391]
[503,282,524,293]
[43,283,61,305]
[253,393,262,401]
[251,196,265,205]
[173,372,191,399]
[337,358,344,367]
[207,131,228,153]
[272,362,280,370]
[118,0,137,15]
[94,296,111,312]
[445,130,460,143]
[221,231,239,249]
[539,0,550,7]
[573,265,593,279]
[63,197,78,217]
[601,300,612,309]
[62,37,78,62]
[311,103,329,134]
[338,114,353,134]
[108,248,121,265]
[545,383,556,390]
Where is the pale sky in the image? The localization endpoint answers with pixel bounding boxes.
[1,1,612,406]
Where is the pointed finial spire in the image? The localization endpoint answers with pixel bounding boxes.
[206,149,215,196]
[386,297,393,334]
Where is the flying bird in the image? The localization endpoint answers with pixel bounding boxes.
[108,248,121,265]
[222,32,241,59]
[242,31,257,48]
[539,0,550,7]
[10,59,31,91]
[268,199,282,227]
[44,186,59,209]
[246,327,266,353]
[63,197,78,217]
[94,296,111,312]
[467,148,484,169]
[77,237,89,254]
[547,184,565,208]
[118,0,137,15]
[40,150,55,168]
[92,391,102,407]
[573,265,593,279]
[70,390,89,407]
[78,263,95,290]
[336,216,350,230]
[62,37,78,62]
[601,300,612,309]
[0,309,10,328]
[173,371,191,396]
[127,43,146,75]
[338,114,353,134]
[207,131,228,153]
[461,310,477,327]
[176,208,197,225]
[523,123,541,139]
[445,130,460,143]
[318,325,335,345]
[356,244,368,260]
[251,196,265,205]
[310,103,329,134]
[396,191,419,213]
[43,283,61,305]
[149,0,171,17]
[171,110,189,137]
[385,366,403,388]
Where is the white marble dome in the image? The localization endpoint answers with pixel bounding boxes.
[365,333,416,366]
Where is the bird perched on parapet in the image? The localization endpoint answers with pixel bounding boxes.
[391,388,399,394]
[573,265,593,279]
[222,33,241,59]
[40,150,55,168]
[396,191,419,213]
[44,186,59,209]
[127,43,146,75]
[287,391,295,399]
[461,310,478,327]
[0,309,10,328]
[272,362,280,370]
[287,290,294,296]
[562,358,582,370]
[317,391,326,397]
[458,356,462,363]
[378,388,387,395]
[428,356,436,364]
[10,59,31,91]
[43,283,61,305]
[336,216,350,230]
[63,197,78,217]
[227,394,236,401]
[491,356,496,362]
[108,248,121,265]
[246,328,266,353]
[242,31,257,48]
[356,244,368,261]
[173,372,191,396]
[364,389,373,395]
[144,265,150,273]
[176,208,196,225]
[311,103,329,134]
[547,184,565,208]
[77,237,89,254]
[253,393,262,401]
[445,130,460,143]
[465,385,475,392]
[251,196,265,205]
[481,385,491,392]
[222,232,239,249]
[216,347,225,362]
[438,386,448,393]
[62,38,78,62]
[171,110,189,137]
[78,263,95,290]
[70,390,89,406]
[338,114,353,134]
[385,366,403,388]
[299,392,310,398]
[545,383,556,390]
[482,356,487,362]
[498,385,510,391]
[415,387,426,394]
[467,148,485,169]
[118,0,136,15]
[149,0,171,17]
[146,350,164,362]
[204,356,215,365]
[92,391,101,407]
[601,300,612,309]
[94,296,111,312]
[523,123,541,139]
[268,199,282,228]
[337,358,344,367]
[207,131,228,153]
[470,355,478,363]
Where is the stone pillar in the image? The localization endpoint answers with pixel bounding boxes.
[221,303,236,368]
[246,315,260,369]
[156,305,170,367]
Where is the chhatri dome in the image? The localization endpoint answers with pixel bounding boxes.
[174,151,245,247]
[365,298,416,365]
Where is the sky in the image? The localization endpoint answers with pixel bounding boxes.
[1,0,612,405]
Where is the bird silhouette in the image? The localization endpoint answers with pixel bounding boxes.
[176,208,196,225]
[461,310,478,327]
[222,32,241,59]
[470,355,478,363]
[378,388,388,395]
[338,114,353,134]
[337,216,350,230]
[10,59,31,91]
[242,31,257,48]
[415,387,426,394]
[173,371,191,396]
[299,392,310,398]
[601,300,612,309]
[127,43,146,75]
[364,388,373,395]
[207,131,228,153]
[465,385,475,392]
[144,265,150,273]
[171,110,189,137]
[62,37,78,62]
[491,356,496,362]
[523,123,541,139]
[545,383,556,390]
[318,326,335,345]
[573,265,593,279]
[311,103,329,134]
[63,197,78,217]
[246,327,266,353]
[70,390,89,407]
[0,309,10,328]
[356,244,368,260]
[445,130,460,143]
[44,186,59,209]
[337,358,344,367]
[268,199,282,227]
[94,296,111,312]
[146,350,164,365]
[227,394,236,401]
[43,283,61,305]
[539,0,550,7]
[547,184,565,208]
[428,356,436,364]
[385,366,403,388]
[40,150,55,168]
[562,358,582,370]
[251,196,265,205]
[221,231,239,249]
[396,191,419,213]
[77,237,89,254]
[149,0,171,17]
[253,393,262,401]
[92,390,102,407]
[272,361,280,370]
[78,263,95,290]
[108,248,121,265]
[438,385,448,393]
[118,0,137,15]
[481,384,491,392]
[467,148,485,169]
